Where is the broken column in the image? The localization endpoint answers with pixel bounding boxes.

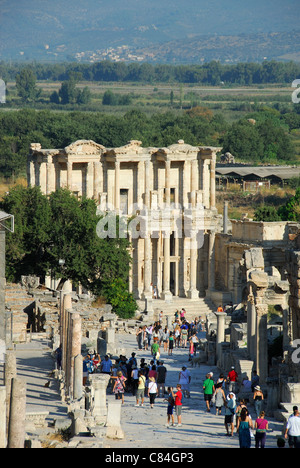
[7,377,26,448]
[0,386,6,448]
[216,311,227,364]
[67,311,82,399]
[73,354,83,401]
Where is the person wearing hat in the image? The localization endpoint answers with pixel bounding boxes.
[253,386,264,419]
[224,392,236,437]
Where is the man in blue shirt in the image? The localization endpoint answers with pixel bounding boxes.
[101,355,113,374]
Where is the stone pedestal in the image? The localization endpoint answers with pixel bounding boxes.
[106,401,124,440]
[90,374,110,423]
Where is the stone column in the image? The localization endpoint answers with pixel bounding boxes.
[247,287,256,361]
[114,160,120,211]
[190,159,198,208]
[216,312,227,363]
[210,157,216,209]
[4,349,16,434]
[207,230,216,293]
[249,270,269,385]
[162,232,172,301]
[86,162,94,199]
[67,161,73,191]
[73,354,83,401]
[0,386,6,448]
[223,201,229,234]
[68,312,82,399]
[165,160,171,206]
[143,234,152,299]
[93,161,101,201]
[144,160,151,208]
[182,160,190,207]
[7,377,26,449]
[46,156,54,195]
[188,231,199,299]
[29,160,35,187]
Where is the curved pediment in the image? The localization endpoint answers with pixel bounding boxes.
[64,140,105,155]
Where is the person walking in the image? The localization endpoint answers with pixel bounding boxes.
[157,361,167,397]
[174,325,181,348]
[284,406,300,448]
[253,386,264,418]
[165,387,175,427]
[203,373,215,412]
[168,331,174,355]
[148,377,158,408]
[136,326,143,350]
[174,384,183,427]
[213,383,226,415]
[151,338,160,364]
[135,370,146,407]
[131,365,139,396]
[162,327,169,352]
[180,323,188,348]
[227,366,238,393]
[224,392,236,437]
[237,407,253,448]
[112,371,127,404]
[146,325,153,349]
[255,411,269,448]
[179,366,191,398]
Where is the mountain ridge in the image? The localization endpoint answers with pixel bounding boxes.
[0,0,299,63]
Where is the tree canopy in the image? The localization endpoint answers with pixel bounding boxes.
[0,186,136,318]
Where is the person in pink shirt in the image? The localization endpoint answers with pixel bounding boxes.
[255,411,269,448]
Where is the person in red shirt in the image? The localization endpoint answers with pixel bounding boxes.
[173,384,183,427]
[227,366,238,393]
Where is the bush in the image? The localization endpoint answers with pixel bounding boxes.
[254,205,281,221]
[103,278,137,319]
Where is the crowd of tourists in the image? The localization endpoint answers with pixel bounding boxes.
[79,307,300,448]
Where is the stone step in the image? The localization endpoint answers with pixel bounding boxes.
[137,297,216,319]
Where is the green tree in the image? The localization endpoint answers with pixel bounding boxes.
[15,67,41,103]
[59,79,78,104]
[0,187,136,317]
[0,185,52,281]
[278,188,300,221]
[254,205,281,222]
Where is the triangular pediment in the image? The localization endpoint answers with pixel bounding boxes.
[64,140,105,155]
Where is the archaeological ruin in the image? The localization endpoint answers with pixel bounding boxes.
[0,139,300,446]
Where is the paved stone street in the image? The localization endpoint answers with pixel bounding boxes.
[15,330,285,449]
[106,331,284,449]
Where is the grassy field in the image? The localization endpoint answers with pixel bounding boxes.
[5,80,295,122]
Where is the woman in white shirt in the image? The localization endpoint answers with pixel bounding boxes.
[148,376,158,408]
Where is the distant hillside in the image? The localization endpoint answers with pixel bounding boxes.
[135,30,300,64]
[0,0,300,63]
